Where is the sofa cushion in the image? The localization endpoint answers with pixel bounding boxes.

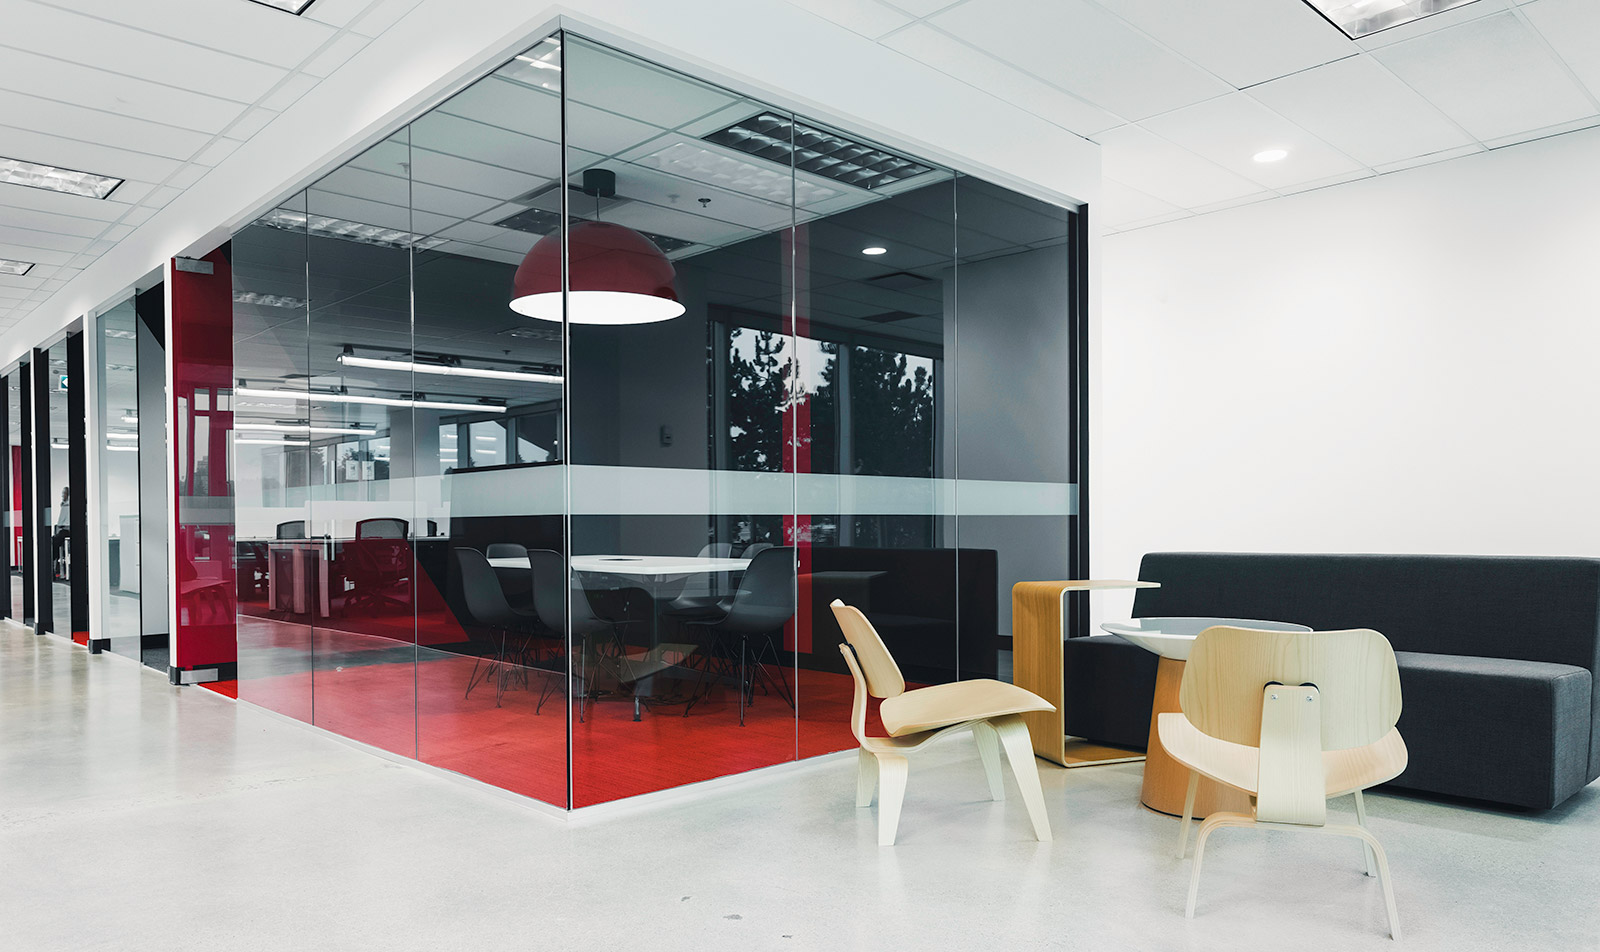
[1391,651,1592,809]
[1061,635,1159,751]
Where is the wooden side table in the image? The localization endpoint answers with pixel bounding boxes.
[1012,579,1159,766]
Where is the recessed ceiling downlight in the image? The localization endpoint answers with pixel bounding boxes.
[1253,149,1289,163]
[862,246,888,256]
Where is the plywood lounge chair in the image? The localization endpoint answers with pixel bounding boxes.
[830,599,1057,846]
[1159,625,1409,939]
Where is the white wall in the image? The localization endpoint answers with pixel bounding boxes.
[1095,125,1600,619]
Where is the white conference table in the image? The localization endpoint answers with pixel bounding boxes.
[487,553,755,719]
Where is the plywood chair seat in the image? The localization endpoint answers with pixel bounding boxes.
[1158,716,1409,798]
[830,599,1057,846]
[880,679,1055,737]
[1163,625,1408,940]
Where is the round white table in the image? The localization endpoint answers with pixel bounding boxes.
[1098,616,1311,817]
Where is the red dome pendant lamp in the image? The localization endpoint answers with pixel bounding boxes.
[509,168,684,325]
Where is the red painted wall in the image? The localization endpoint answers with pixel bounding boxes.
[169,248,238,670]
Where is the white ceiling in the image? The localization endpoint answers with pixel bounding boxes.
[0,0,419,335]
[3,0,1600,342]
[794,0,1600,232]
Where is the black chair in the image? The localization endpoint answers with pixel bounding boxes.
[486,543,535,611]
[685,546,797,725]
[453,546,544,706]
[343,518,411,615]
[526,548,646,720]
[662,543,736,624]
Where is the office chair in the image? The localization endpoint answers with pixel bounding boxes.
[684,546,796,724]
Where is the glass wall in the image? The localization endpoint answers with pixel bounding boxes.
[96,299,143,659]
[6,368,19,620]
[46,338,70,637]
[229,30,1081,809]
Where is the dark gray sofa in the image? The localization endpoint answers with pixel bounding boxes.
[1062,552,1600,810]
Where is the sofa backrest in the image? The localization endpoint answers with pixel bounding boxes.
[1131,553,1600,678]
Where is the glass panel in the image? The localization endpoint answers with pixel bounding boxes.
[47,339,70,636]
[306,127,417,758]
[97,299,143,659]
[791,169,959,759]
[7,369,19,620]
[234,192,314,722]
[953,176,1078,680]
[409,31,568,806]
[564,35,798,805]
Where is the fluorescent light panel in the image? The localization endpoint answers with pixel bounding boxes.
[0,259,35,275]
[234,386,507,414]
[0,156,122,199]
[260,208,445,252]
[1299,0,1482,38]
[337,352,562,384]
[234,422,377,435]
[244,0,316,13]
[702,113,934,192]
[234,290,306,308]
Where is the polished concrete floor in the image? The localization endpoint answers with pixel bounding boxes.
[3,623,1597,952]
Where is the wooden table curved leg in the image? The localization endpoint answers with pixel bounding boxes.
[1140,656,1253,818]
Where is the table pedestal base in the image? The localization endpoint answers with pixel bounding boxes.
[1140,656,1254,818]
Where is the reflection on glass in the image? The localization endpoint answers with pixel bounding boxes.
[222,27,1080,811]
[47,339,70,637]
[97,299,143,659]
[6,369,19,620]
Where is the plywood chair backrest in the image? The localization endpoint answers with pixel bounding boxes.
[830,600,906,699]
[1180,626,1402,752]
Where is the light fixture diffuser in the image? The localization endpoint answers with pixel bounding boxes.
[234,386,507,414]
[243,0,317,13]
[0,157,122,199]
[260,208,445,251]
[1299,0,1482,39]
[703,113,934,191]
[0,258,35,275]
[337,352,562,384]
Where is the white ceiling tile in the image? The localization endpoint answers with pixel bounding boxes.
[0,202,107,238]
[0,180,144,222]
[1141,93,1366,188]
[1372,11,1596,140]
[1097,178,1182,228]
[930,0,1231,120]
[348,0,425,38]
[314,165,410,207]
[117,206,157,227]
[4,3,289,103]
[1248,54,1474,166]
[0,125,182,185]
[1091,0,1354,87]
[0,226,93,254]
[1371,142,1483,173]
[408,149,547,203]
[565,41,740,127]
[260,73,323,112]
[1482,114,1600,149]
[1091,123,1264,207]
[568,102,670,157]
[192,138,245,167]
[888,0,964,15]
[436,78,562,143]
[300,33,371,78]
[34,0,337,69]
[1273,168,1375,196]
[0,89,212,162]
[1522,0,1600,101]
[226,107,280,140]
[304,0,372,29]
[882,25,1122,135]
[0,243,75,267]
[410,182,498,221]
[786,0,914,39]
[0,47,247,134]
[100,223,136,242]
[409,113,566,178]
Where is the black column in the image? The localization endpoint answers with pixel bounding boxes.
[29,350,49,633]
[68,330,89,643]
[18,360,33,627]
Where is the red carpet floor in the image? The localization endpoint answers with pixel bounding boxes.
[236,616,874,807]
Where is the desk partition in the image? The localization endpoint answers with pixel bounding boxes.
[226,29,1082,809]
